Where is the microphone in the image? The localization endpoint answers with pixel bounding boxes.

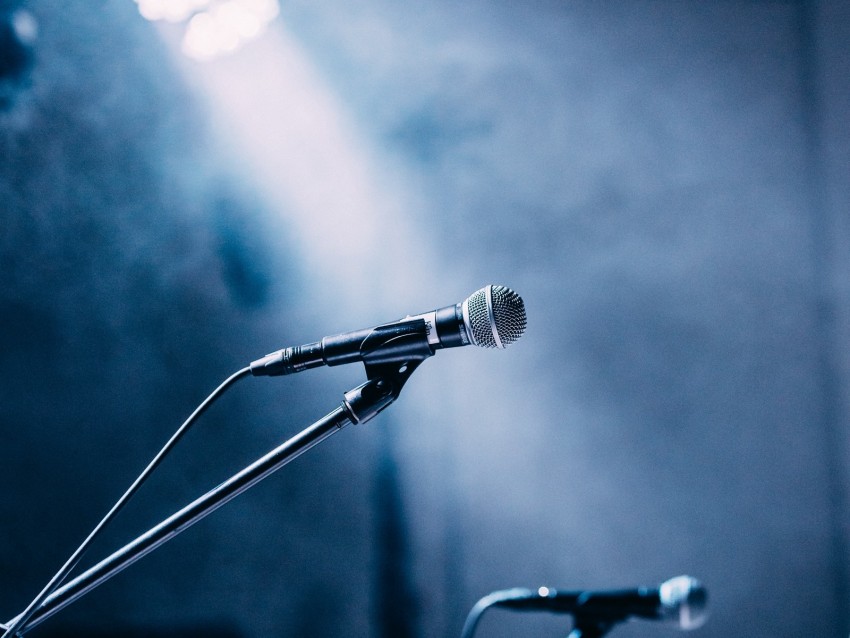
[250,284,527,376]
[489,576,708,630]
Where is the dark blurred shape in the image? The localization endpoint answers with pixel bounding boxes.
[0,7,36,110]
[0,299,61,362]
[374,433,418,638]
[213,195,271,309]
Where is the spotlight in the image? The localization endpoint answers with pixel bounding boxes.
[134,0,280,61]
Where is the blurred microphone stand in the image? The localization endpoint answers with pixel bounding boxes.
[460,576,707,638]
[566,618,615,638]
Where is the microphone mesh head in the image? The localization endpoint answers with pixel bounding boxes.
[659,575,708,630]
[464,285,527,348]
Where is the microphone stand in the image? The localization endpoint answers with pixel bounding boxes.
[4,321,434,636]
[567,618,616,638]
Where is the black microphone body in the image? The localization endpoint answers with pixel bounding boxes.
[497,586,666,620]
[250,285,526,377]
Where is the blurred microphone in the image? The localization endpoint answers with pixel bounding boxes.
[490,576,708,630]
[250,284,527,376]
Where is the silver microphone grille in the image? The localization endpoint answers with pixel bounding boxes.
[462,285,527,349]
[659,575,708,630]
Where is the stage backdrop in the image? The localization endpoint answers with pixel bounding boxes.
[1,1,848,637]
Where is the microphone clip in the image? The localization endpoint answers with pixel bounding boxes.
[343,319,434,425]
[567,617,617,638]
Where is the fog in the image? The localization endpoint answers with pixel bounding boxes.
[1,2,848,637]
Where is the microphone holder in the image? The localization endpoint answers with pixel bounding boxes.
[567,618,616,638]
[4,321,434,636]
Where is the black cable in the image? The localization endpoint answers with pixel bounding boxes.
[460,589,530,638]
[2,366,252,638]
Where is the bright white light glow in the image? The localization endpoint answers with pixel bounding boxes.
[134,0,278,60]
[150,21,436,313]
[11,10,38,43]
[136,0,210,23]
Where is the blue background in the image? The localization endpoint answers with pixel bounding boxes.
[1,1,848,636]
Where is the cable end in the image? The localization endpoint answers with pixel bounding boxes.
[250,350,285,376]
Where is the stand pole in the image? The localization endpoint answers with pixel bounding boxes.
[5,319,433,636]
[5,405,353,635]
[566,619,615,638]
